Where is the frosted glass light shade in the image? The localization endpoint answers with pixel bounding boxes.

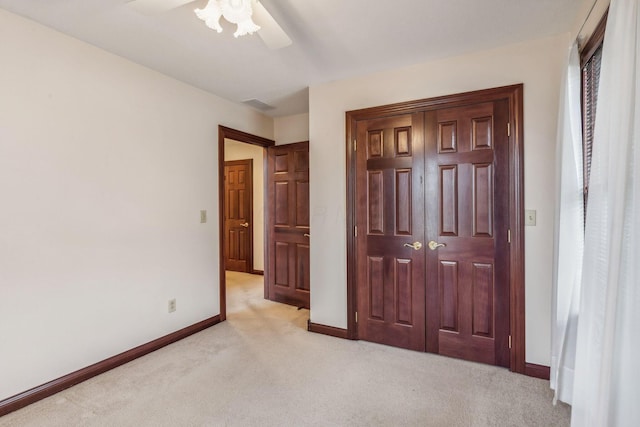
[195,0,261,38]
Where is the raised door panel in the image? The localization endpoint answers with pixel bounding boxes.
[294,149,309,171]
[395,169,412,236]
[368,130,384,158]
[368,171,384,234]
[274,182,289,226]
[228,229,238,259]
[274,242,289,287]
[395,258,413,325]
[440,165,458,236]
[395,127,412,156]
[367,256,385,321]
[472,262,494,337]
[438,121,457,153]
[473,163,493,237]
[274,153,288,173]
[295,180,310,227]
[471,117,493,150]
[228,188,238,219]
[295,244,310,291]
[439,261,459,332]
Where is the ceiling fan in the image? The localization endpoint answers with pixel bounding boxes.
[126,0,292,49]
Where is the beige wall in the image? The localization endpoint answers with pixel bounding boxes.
[274,113,309,145]
[572,0,610,40]
[308,33,572,366]
[0,9,272,400]
[224,139,265,271]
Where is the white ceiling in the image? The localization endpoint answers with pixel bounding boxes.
[0,0,583,117]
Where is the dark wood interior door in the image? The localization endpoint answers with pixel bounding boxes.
[266,142,310,309]
[425,101,510,367]
[352,97,511,367]
[224,160,253,273]
[355,113,426,351]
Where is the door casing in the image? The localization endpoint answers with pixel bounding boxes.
[345,85,526,374]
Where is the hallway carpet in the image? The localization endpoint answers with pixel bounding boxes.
[1,272,570,426]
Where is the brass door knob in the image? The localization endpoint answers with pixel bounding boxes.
[428,241,446,250]
[403,241,423,250]
[240,222,249,228]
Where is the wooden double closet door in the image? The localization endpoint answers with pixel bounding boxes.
[353,92,514,367]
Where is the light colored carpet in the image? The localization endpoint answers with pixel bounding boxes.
[1,272,570,426]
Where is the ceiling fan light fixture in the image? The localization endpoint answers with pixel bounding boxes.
[194,1,223,32]
[195,0,260,37]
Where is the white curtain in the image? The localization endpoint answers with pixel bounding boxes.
[571,0,640,425]
[551,42,584,406]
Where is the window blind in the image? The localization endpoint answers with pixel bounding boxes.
[582,45,602,209]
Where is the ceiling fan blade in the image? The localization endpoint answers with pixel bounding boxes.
[126,0,196,15]
[253,1,292,49]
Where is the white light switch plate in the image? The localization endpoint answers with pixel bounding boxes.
[525,210,536,226]
[200,210,207,223]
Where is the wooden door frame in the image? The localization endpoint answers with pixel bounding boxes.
[224,159,254,274]
[218,126,274,321]
[345,84,526,375]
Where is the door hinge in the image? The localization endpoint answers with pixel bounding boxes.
[508,229,511,243]
[507,122,511,137]
[355,311,358,323]
[509,335,512,349]
[354,140,357,151]
[354,226,358,237]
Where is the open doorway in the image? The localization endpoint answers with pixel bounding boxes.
[218,126,274,321]
[218,126,311,321]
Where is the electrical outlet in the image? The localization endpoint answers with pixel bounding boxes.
[525,210,537,226]
[168,298,176,313]
[200,210,207,223]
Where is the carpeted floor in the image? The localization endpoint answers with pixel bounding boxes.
[0,271,571,426]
